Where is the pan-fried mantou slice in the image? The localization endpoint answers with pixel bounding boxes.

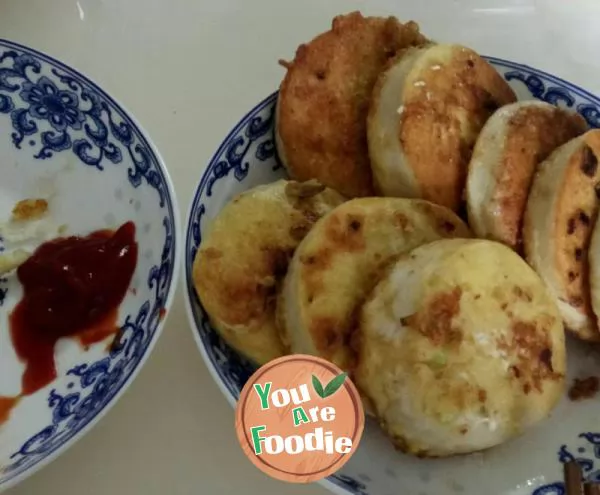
[193,180,345,365]
[368,44,517,211]
[356,239,565,457]
[524,130,600,341]
[278,197,470,371]
[589,206,600,328]
[467,101,587,250]
[276,12,428,198]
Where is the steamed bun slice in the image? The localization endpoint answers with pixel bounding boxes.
[278,197,470,372]
[524,130,600,341]
[276,12,428,198]
[589,206,600,329]
[368,43,517,211]
[356,239,566,458]
[467,101,587,250]
[193,180,345,365]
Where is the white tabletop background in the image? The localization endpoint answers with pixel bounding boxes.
[1,0,599,493]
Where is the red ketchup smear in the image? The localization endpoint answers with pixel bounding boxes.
[9,221,138,397]
[0,397,19,425]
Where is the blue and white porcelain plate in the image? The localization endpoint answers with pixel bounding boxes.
[0,40,180,491]
[185,57,600,495]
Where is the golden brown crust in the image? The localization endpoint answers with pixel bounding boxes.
[524,129,600,341]
[402,287,464,346]
[192,180,345,365]
[500,319,562,395]
[277,12,428,198]
[399,45,517,210]
[554,132,600,333]
[490,106,587,250]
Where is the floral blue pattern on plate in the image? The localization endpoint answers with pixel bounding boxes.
[0,39,180,492]
[185,56,600,495]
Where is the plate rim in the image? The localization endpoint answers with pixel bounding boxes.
[0,38,182,492]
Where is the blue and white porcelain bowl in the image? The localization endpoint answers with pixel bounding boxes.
[0,40,180,491]
[185,56,600,495]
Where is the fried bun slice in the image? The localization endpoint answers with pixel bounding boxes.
[277,11,428,198]
[278,197,470,371]
[368,44,517,211]
[524,130,600,341]
[193,180,345,365]
[467,101,587,250]
[356,239,565,457]
[588,199,600,329]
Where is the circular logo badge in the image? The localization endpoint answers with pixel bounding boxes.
[235,355,365,483]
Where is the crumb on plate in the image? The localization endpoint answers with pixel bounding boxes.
[569,376,600,401]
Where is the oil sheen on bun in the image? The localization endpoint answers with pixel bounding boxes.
[355,239,566,457]
[524,130,600,342]
[467,101,587,250]
[278,197,470,372]
[277,11,428,198]
[193,180,345,365]
[368,43,517,211]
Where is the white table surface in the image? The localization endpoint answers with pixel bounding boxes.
[1,0,600,493]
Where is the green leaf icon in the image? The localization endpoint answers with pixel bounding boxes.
[323,372,348,398]
[312,375,325,398]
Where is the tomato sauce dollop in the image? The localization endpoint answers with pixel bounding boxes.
[9,221,138,396]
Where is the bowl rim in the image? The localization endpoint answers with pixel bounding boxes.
[183,55,600,494]
[0,38,182,492]
[183,90,274,408]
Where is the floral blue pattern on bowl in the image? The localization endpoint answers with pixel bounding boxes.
[0,39,179,491]
[185,56,600,495]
